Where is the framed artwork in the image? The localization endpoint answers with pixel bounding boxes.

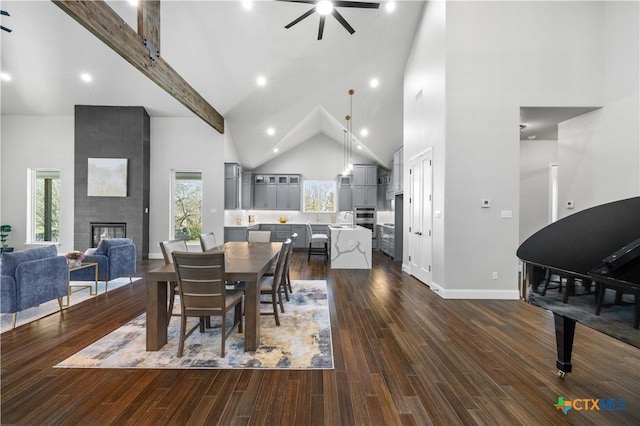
[303,180,336,213]
[87,158,128,197]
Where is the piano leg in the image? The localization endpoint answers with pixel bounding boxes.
[553,313,576,379]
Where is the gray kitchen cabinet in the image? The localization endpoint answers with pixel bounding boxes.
[337,174,352,211]
[224,225,258,242]
[253,174,300,210]
[291,225,307,248]
[224,163,241,209]
[241,171,252,209]
[392,147,404,194]
[377,173,391,210]
[378,225,395,258]
[353,164,377,186]
[353,185,377,207]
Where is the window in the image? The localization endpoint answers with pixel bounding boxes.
[28,170,61,242]
[303,180,336,213]
[172,171,202,242]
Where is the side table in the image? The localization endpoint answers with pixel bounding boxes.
[65,262,99,306]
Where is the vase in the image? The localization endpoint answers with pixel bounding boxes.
[69,259,82,268]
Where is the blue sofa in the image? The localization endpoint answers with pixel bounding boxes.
[1,245,68,328]
[71,238,136,290]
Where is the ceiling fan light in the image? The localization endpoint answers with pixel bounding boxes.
[316,1,334,16]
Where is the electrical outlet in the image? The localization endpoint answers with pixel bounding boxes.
[492,272,498,280]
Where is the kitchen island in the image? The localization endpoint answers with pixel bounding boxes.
[328,224,372,269]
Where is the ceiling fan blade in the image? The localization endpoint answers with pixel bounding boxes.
[317,16,326,40]
[275,0,318,4]
[332,9,355,34]
[334,1,380,9]
[284,7,317,29]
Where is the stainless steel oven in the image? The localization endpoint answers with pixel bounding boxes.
[354,207,377,247]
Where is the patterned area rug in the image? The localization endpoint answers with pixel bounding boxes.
[55,280,334,369]
[0,277,139,333]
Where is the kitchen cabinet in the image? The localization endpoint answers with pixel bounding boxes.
[241,171,252,209]
[353,165,377,186]
[353,185,377,207]
[291,225,307,248]
[377,173,391,210]
[378,224,395,258]
[224,225,259,242]
[352,164,378,208]
[253,174,300,210]
[224,163,241,209]
[337,174,353,211]
[392,147,404,194]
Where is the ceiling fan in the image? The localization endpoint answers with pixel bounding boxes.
[277,0,380,40]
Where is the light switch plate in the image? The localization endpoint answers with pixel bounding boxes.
[481,199,490,208]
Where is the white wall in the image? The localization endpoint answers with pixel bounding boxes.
[403,0,447,286]
[519,140,558,243]
[149,117,225,258]
[404,1,639,299]
[1,116,75,253]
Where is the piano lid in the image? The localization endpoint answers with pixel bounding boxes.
[517,197,640,281]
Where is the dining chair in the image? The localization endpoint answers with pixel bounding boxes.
[199,232,218,251]
[263,233,297,301]
[306,222,328,262]
[159,238,188,326]
[172,251,244,358]
[259,239,291,326]
[248,230,271,242]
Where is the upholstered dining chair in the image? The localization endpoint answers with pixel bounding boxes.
[199,232,218,251]
[171,251,244,358]
[248,230,271,242]
[259,239,290,326]
[159,239,188,325]
[306,222,329,262]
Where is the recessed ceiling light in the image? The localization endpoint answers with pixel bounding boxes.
[127,0,138,7]
[80,73,92,83]
[0,72,12,82]
[267,127,275,136]
[316,1,333,16]
[242,1,252,10]
[357,145,363,150]
[256,76,267,86]
[385,2,396,13]
[273,148,279,153]
[370,78,379,88]
[360,129,369,137]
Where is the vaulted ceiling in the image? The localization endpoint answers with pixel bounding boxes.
[1,1,425,169]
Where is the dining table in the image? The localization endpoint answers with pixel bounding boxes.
[145,241,282,352]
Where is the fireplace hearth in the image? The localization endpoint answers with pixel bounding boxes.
[91,222,126,248]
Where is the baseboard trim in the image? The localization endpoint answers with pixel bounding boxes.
[429,284,519,300]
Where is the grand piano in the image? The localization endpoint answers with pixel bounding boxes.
[517,197,640,379]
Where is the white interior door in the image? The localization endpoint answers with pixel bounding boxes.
[409,150,433,285]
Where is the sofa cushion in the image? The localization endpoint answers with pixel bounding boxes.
[0,245,58,278]
[94,238,133,256]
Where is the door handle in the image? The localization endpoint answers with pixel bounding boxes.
[414,231,422,236]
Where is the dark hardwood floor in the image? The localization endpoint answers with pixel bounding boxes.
[1,251,639,425]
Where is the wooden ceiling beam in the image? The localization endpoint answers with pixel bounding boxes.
[52,0,224,134]
[137,0,160,53]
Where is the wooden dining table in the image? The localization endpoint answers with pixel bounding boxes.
[145,241,282,352]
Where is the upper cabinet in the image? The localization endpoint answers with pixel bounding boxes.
[353,164,377,186]
[224,163,241,210]
[352,165,378,207]
[337,174,353,211]
[391,147,404,194]
[241,171,253,210]
[253,174,301,210]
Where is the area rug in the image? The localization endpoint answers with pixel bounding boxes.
[529,286,639,348]
[0,277,140,334]
[55,280,334,369]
